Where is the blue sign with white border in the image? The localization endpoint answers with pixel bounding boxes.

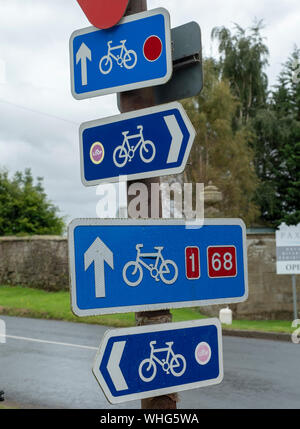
[70,8,172,99]
[68,219,248,317]
[93,319,223,404]
[80,102,196,186]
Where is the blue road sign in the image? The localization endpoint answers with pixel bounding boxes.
[79,102,196,186]
[93,319,223,404]
[68,219,248,316]
[70,8,172,99]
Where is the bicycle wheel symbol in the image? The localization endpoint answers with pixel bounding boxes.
[122,261,143,287]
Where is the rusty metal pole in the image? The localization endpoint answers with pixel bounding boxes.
[119,0,178,410]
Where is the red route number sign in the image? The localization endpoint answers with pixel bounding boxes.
[185,247,200,280]
[207,246,237,278]
[77,0,129,30]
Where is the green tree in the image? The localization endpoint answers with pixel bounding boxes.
[184,59,259,225]
[252,47,300,226]
[211,20,269,126]
[212,21,300,226]
[0,168,65,236]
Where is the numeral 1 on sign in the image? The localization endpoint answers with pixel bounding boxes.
[185,247,200,279]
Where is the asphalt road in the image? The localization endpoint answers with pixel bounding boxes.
[0,316,299,409]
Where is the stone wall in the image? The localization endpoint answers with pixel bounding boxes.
[201,233,300,320]
[0,236,69,292]
[0,233,299,319]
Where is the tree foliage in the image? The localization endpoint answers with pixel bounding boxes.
[0,168,65,236]
[211,20,269,126]
[183,59,259,225]
[211,21,299,226]
[252,47,300,226]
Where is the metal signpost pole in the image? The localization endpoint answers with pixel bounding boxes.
[120,0,177,410]
[292,275,298,320]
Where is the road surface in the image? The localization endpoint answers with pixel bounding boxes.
[0,316,299,409]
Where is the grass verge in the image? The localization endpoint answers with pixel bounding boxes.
[0,285,295,333]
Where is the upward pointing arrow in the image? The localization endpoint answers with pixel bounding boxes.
[76,42,92,86]
[84,237,114,298]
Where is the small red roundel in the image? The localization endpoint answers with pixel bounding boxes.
[143,36,163,62]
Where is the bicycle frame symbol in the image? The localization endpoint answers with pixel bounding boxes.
[122,244,178,287]
[138,341,186,383]
[99,40,137,75]
[113,125,156,168]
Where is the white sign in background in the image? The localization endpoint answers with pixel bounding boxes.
[276,223,300,275]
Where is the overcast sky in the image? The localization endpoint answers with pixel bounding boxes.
[0,0,299,225]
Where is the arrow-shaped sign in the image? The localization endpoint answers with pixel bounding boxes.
[76,43,92,86]
[93,319,223,404]
[84,237,114,298]
[79,102,196,186]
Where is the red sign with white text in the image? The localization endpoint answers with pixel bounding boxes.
[207,246,237,278]
[185,247,200,280]
[77,0,129,30]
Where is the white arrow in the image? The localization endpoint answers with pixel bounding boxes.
[107,341,128,391]
[76,42,92,86]
[84,237,114,298]
[165,114,184,164]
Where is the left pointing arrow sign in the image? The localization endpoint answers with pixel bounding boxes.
[76,43,92,86]
[93,319,223,404]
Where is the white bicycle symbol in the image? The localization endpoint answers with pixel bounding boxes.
[113,125,156,168]
[99,40,137,75]
[123,244,178,287]
[138,341,186,383]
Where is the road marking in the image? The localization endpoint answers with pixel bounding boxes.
[1,334,98,351]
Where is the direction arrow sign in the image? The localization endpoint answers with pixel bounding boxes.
[93,319,223,404]
[70,8,172,100]
[80,102,195,186]
[68,219,248,316]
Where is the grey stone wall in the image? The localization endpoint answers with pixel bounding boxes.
[0,233,299,319]
[201,233,300,320]
[0,236,69,292]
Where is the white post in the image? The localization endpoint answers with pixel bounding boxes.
[292,275,298,320]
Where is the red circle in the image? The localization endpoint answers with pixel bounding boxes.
[143,36,163,62]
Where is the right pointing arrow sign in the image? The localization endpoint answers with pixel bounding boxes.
[165,115,184,164]
[80,102,196,186]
